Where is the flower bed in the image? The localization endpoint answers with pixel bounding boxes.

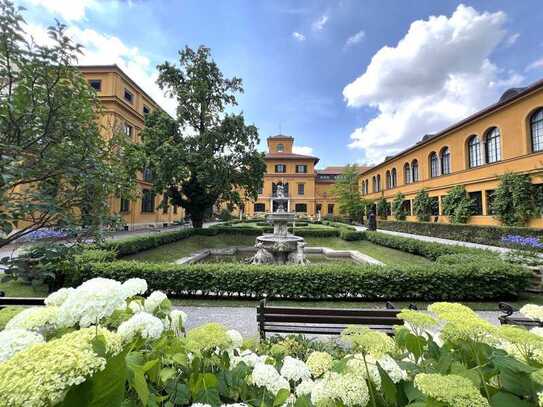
[1,278,543,406]
[377,219,543,249]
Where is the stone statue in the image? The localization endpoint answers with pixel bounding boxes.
[367,210,377,231]
[317,210,321,222]
[288,242,310,265]
[250,242,274,264]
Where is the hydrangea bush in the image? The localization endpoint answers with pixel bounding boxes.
[1,280,543,406]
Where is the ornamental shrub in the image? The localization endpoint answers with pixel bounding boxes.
[391,192,408,221]
[376,196,389,220]
[492,172,538,226]
[413,189,435,221]
[441,185,474,224]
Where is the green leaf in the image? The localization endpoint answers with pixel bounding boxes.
[377,363,398,405]
[273,388,290,406]
[159,367,177,384]
[490,391,533,407]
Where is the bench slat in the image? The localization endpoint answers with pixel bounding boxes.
[259,314,401,325]
[0,297,45,307]
[262,307,400,317]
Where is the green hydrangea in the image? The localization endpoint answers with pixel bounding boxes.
[414,373,489,407]
[520,305,543,321]
[5,306,59,332]
[397,309,437,335]
[186,323,232,352]
[311,371,369,407]
[0,327,122,407]
[341,326,395,357]
[498,325,543,363]
[306,351,333,378]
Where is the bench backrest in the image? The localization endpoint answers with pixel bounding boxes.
[0,297,45,308]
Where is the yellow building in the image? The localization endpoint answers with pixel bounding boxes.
[79,65,184,230]
[242,135,369,218]
[359,80,543,227]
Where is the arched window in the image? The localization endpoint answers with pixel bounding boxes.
[404,163,411,184]
[372,176,376,192]
[440,147,451,175]
[376,174,381,192]
[391,168,397,188]
[531,108,543,152]
[385,170,391,189]
[411,160,419,182]
[484,127,501,163]
[276,143,284,152]
[429,152,439,178]
[468,135,482,168]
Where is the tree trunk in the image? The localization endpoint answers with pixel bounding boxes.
[191,215,204,228]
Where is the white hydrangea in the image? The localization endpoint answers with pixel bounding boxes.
[520,304,543,321]
[231,350,268,368]
[251,363,290,395]
[121,278,148,298]
[44,287,74,306]
[295,379,315,396]
[57,278,127,328]
[0,329,44,362]
[144,291,168,313]
[378,354,407,383]
[346,354,381,389]
[311,372,369,407]
[5,306,59,332]
[221,404,248,407]
[280,356,311,382]
[532,327,543,337]
[129,300,144,313]
[227,329,243,349]
[117,312,164,342]
[191,404,212,407]
[166,310,187,336]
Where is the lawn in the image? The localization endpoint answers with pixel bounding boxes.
[0,279,49,297]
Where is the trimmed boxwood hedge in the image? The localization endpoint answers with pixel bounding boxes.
[76,258,531,301]
[377,219,543,249]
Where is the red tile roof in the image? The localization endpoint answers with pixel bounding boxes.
[265,152,320,164]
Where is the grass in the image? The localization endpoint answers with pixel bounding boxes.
[0,279,49,297]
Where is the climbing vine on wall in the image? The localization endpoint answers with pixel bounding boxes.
[491,173,538,226]
[442,185,474,224]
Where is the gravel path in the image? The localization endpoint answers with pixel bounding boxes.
[177,305,502,339]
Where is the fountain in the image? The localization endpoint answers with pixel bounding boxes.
[250,184,308,265]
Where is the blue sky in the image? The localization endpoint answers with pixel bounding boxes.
[19,0,543,168]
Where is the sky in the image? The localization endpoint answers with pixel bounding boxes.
[17,0,543,168]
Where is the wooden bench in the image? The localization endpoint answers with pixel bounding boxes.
[257,299,416,340]
[497,302,543,329]
[0,294,45,309]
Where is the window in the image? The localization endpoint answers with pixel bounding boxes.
[143,105,150,115]
[372,176,377,192]
[430,197,440,216]
[440,147,451,175]
[297,183,305,195]
[469,191,483,215]
[484,127,501,163]
[276,143,284,152]
[254,203,265,212]
[124,123,133,139]
[376,175,381,192]
[162,193,168,214]
[124,89,134,104]
[296,164,307,173]
[429,152,439,178]
[391,168,397,188]
[275,164,286,173]
[402,200,412,216]
[385,170,391,189]
[141,189,155,213]
[411,160,419,182]
[468,135,482,168]
[327,204,334,214]
[89,79,101,91]
[404,163,411,184]
[531,108,543,152]
[295,203,307,213]
[120,198,130,213]
[143,167,153,182]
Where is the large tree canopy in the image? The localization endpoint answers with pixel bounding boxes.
[0,0,140,247]
[331,164,365,222]
[141,46,266,227]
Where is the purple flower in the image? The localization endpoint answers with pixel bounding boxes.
[501,234,543,250]
[18,229,67,243]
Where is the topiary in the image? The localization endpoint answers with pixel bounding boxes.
[441,185,474,224]
[376,196,389,220]
[413,189,434,222]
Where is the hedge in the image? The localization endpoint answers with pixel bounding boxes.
[76,259,531,301]
[377,219,543,249]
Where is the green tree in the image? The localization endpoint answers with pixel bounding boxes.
[140,46,266,228]
[0,1,139,248]
[441,185,474,224]
[391,192,408,220]
[413,189,435,222]
[375,195,389,220]
[332,164,365,222]
[491,173,538,226]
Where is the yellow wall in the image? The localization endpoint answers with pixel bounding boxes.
[359,86,543,227]
[80,66,185,229]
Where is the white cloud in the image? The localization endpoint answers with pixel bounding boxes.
[24,22,176,115]
[26,0,97,21]
[312,15,328,31]
[527,58,543,71]
[345,30,365,48]
[293,146,314,155]
[343,4,522,163]
[292,32,305,41]
[505,32,520,46]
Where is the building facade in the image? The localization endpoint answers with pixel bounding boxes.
[79,65,184,230]
[359,80,543,228]
[242,135,369,218]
